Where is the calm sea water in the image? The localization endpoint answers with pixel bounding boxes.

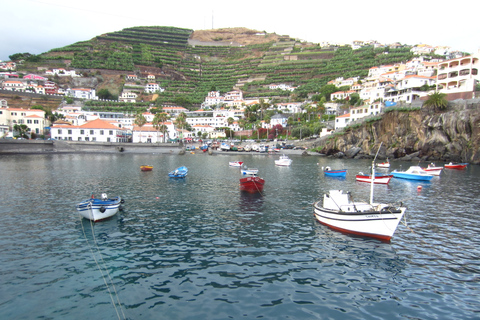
[0,152,479,320]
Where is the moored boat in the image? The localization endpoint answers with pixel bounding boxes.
[241,168,259,175]
[355,172,393,184]
[313,145,406,241]
[76,193,124,221]
[275,154,292,166]
[168,166,188,178]
[444,162,468,170]
[422,163,443,176]
[140,165,153,171]
[377,158,390,168]
[391,166,433,181]
[323,166,347,177]
[229,161,244,167]
[239,176,265,194]
[313,190,405,241]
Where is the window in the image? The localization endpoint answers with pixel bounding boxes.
[68,130,72,135]
[109,130,113,135]
[78,137,82,141]
[100,130,104,135]
[85,137,89,141]
[27,120,32,124]
[34,120,39,124]
[92,137,96,141]
[80,130,84,135]
[89,130,94,135]
[57,129,62,134]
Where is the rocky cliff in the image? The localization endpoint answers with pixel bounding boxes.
[315,99,480,164]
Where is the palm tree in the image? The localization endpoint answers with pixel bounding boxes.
[133,113,147,143]
[152,112,169,143]
[174,112,187,141]
[423,92,448,112]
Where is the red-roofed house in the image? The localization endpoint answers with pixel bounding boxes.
[334,113,351,130]
[51,118,127,142]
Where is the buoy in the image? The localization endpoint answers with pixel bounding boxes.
[417,186,422,191]
[156,197,159,199]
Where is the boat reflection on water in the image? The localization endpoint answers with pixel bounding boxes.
[238,191,265,215]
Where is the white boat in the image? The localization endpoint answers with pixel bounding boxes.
[241,168,259,175]
[377,158,390,168]
[76,193,124,221]
[275,154,292,166]
[422,163,443,176]
[313,144,406,241]
[229,161,244,167]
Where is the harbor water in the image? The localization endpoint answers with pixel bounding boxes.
[0,152,479,319]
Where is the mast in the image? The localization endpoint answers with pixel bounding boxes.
[371,142,382,204]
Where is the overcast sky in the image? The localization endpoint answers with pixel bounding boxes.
[2,0,479,61]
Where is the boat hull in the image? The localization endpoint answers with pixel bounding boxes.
[274,160,292,166]
[168,166,188,178]
[140,165,153,171]
[229,161,243,167]
[445,163,467,169]
[313,200,405,242]
[239,176,265,193]
[355,174,392,184]
[241,168,259,175]
[324,170,347,177]
[391,172,433,181]
[76,197,123,221]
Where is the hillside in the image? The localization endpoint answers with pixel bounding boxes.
[21,26,417,107]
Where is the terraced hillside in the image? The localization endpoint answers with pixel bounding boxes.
[39,26,415,107]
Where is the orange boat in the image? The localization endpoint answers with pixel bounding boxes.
[140,165,153,171]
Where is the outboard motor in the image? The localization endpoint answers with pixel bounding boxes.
[101,193,108,200]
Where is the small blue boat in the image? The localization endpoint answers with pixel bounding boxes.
[323,167,347,177]
[392,166,433,181]
[168,166,188,178]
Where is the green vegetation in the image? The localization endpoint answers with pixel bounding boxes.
[15,26,418,108]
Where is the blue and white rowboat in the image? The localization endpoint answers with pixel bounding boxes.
[76,194,124,221]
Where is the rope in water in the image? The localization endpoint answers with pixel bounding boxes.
[79,203,127,320]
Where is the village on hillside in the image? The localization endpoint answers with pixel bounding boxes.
[0,43,478,143]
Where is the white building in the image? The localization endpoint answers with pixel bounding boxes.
[66,88,97,100]
[145,83,163,93]
[334,113,351,130]
[51,118,128,142]
[0,106,48,136]
[436,51,480,100]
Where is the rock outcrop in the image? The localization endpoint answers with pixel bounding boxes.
[315,99,480,164]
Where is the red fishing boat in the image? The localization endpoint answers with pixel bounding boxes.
[422,163,443,176]
[140,165,153,171]
[444,162,467,170]
[239,176,265,193]
[355,173,393,184]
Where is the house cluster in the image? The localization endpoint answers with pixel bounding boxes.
[0,99,48,138]
[328,50,480,129]
[119,74,165,102]
[1,45,478,141]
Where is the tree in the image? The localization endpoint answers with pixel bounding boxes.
[152,112,169,143]
[423,92,448,112]
[13,124,30,138]
[97,89,115,100]
[134,113,147,142]
[174,112,187,140]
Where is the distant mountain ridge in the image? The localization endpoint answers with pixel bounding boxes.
[34,26,418,106]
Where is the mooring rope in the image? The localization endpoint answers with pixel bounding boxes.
[79,203,127,320]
